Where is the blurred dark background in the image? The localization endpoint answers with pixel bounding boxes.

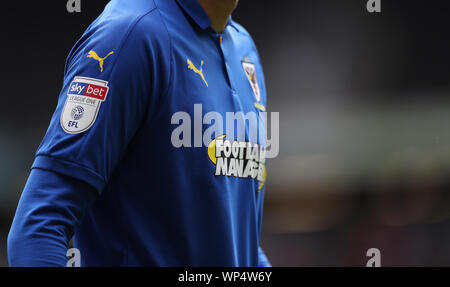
[1,0,450,266]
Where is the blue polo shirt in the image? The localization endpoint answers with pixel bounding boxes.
[11,0,269,266]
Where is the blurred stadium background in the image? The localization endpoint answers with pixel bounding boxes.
[1,0,450,266]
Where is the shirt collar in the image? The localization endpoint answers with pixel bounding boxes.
[175,0,212,30]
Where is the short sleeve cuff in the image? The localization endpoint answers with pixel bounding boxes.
[32,155,106,193]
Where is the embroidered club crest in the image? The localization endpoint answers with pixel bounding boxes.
[242,60,261,102]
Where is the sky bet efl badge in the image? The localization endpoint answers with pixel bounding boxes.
[242,60,261,102]
[60,76,109,134]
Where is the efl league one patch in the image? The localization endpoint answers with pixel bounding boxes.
[60,76,109,134]
[242,60,261,102]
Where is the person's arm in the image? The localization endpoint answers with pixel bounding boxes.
[258,246,271,267]
[7,4,170,267]
[7,168,97,267]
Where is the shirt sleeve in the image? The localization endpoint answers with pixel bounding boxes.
[7,168,98,267]
[32,10,171,192]
[258,246,272,267]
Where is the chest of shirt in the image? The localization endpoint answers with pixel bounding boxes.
[158,28,266,146]
[169,30,264,117]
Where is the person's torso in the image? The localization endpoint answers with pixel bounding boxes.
[74,0,268,266]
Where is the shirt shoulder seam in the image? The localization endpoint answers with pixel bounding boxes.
[106,7,160,78]
[153,0,174,100]
[72,7,160,164]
